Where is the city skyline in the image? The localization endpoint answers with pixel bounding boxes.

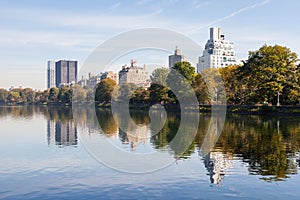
[0,0,299,89]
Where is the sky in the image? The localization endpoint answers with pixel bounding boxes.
[0,0,299,90]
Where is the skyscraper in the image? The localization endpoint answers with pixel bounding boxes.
[47,61,55,88]
[168,47,187,68]
[197,27,237,73]
[55,60,78,87]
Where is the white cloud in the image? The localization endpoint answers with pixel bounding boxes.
[205,0,272,28]
[193,0,211,9]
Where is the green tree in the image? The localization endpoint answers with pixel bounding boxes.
[166,61,196,103]
[238,45,298,105]
[170,61,195,84]
[150,67,169,86]
[149,83,170,105]
[131,87,150,104]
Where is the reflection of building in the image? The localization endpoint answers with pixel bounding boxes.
[168,46,187,68]
[119,59,150,88]
[47,61,56,88]
[118,125,149,149]
[204,151,233,185]
[55,60,78,87]
[197,27,237,72]
[47,120,56,146]
[47,120,77,147]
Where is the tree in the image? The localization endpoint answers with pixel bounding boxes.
[166,61,196,103]
[0,88,8,103]
[150,67,169,86]
[48,87,59,102]
[95,78,118,103]
[58,86,72,103]
[22,88,35,103]
[131,87,150,104]
[72,85,87,102]
[219,65,242,104]
[170,61,195,84]
[149,83,170,105]
[118,83,137,102]
[201,68,226,104]
[192,74,209,104]
[35,89,50,103]
[7,91,21,103]
[238,45,298,105]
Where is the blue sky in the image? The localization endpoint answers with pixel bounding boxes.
[0,0,299,90]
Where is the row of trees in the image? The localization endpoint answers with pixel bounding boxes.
[1,44,299,106]
[95,44,300,106]
[0,85,90,104]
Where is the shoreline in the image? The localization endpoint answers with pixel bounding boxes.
[2,103,300,116]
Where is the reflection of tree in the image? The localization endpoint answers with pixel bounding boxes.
[210,115,300,182]
[3,106,300,182]
[151,112,180,149]
[150,112,198,159]
[0,106,35,119]
[95,108,118,136]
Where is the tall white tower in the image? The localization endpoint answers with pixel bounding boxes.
[47,60,55,88]
[197,27,237,73]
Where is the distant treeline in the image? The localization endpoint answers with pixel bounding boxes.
[1,44,300,106]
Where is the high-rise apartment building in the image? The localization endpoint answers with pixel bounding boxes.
[197,27,237,73]
[55,60,78,87]
[169,47,187,68]
[47,61,55,88]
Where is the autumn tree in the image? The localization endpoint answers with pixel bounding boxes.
[192,74,209,104]
[95,78,118,103]
[219,65,242,104]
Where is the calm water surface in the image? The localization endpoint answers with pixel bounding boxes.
[1,106,300,199]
